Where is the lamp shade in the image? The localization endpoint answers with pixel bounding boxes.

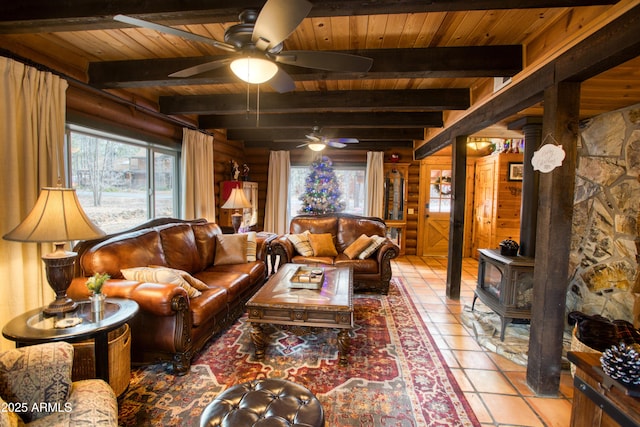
[221,188,252,210]
[230,57,278,84]
[308,143,326,152]
[3,187,105,243]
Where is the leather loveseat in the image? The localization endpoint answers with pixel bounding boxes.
[270,214,399,294]
[68,218,272,375]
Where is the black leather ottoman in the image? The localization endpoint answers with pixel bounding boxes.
[200,378,325,427]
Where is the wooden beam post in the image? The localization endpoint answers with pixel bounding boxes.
[526,82,580,395]
[446,135,468,299]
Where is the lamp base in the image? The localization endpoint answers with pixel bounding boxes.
[41,244,78,315]
[231,212,243,234]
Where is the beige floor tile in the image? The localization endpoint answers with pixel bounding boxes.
[487,353,527,372]
[435,323,471,336]
[450,368,474,391]
[526,396,573,427]
[443,335,483,351]
[465,369,517,394]
[463,392,493,424]
[504,371,537,397]
[452,350,498,370]
[480,394,544,426]
[438,349,460,368]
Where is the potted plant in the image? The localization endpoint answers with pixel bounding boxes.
[86,272,110,313]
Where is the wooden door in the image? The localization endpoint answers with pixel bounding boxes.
[471,160,495,258]
[420,162,452,257]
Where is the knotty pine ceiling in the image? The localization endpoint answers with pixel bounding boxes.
[1,0,639,153]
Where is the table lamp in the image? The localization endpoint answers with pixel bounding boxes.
[3,187,105,315]
[221,187,252,233]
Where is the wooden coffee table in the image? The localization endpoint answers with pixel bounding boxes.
[246,263,354,365]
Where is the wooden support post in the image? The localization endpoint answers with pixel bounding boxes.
[446,135,467,299]
[526,82,580,395]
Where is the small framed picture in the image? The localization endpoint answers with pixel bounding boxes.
[508,162,524,181]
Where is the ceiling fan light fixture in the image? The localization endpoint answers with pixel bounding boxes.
[230,57,278,84]
[308,143,326,152]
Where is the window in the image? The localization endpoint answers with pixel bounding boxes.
[288,164,366,220]
[429,168,452,213]
[66,125,180,233]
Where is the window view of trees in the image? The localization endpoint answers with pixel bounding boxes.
[68,127,179,233]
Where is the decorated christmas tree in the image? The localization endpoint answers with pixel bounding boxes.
[299,156,345,214]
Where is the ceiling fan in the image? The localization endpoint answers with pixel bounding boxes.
[114,0,373,93]
[296,126,360,151]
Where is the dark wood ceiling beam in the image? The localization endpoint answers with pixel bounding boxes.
[0,1,617,33]
[243,140,414,150]
[160,89,470,115]
[200,112,443,129]
[89,46,522,89]
[227,128,425,142]
[415,4,640,159]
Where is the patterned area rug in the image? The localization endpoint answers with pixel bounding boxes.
[118,278,480,426]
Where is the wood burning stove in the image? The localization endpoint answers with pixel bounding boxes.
[472,249,535,340]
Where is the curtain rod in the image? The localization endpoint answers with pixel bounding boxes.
[0,49,215,138]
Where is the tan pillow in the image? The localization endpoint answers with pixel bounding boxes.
[214,234,248,265]
[358,235,387,259]
[344,234,373,259]
[286,230,313,256]
[308,233,338,257]
[121,266,202,298]
[244,231,257,262]
[148,265,209,291]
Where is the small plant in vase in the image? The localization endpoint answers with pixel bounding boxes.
[86,272,110,313]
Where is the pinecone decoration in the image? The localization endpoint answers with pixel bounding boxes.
[600,342,640,385]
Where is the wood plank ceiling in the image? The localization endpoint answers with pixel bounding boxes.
[1,0,638,152]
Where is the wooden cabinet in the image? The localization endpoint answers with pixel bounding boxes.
[219,181,258,230]
[383,163,409,255]
[471,153,523,258]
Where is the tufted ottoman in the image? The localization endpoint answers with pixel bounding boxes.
[200,379,325,427]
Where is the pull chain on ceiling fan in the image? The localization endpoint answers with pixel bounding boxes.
[114,0,373,93]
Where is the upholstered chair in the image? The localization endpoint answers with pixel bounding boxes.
[0,341,118,426]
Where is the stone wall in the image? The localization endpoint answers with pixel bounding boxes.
[566,103,640,323]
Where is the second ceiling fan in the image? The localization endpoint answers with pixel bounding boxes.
[114,0,373,93]
[296,126,360,151]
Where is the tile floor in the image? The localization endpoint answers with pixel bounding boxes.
[392,255,574,427]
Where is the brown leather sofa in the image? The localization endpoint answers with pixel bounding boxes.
[68,218,272,375]
[270,214,399,294]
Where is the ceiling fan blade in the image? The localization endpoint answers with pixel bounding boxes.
[168,58,233,78]
[268,68,296,93]
[252,0,312,51]
[327,137,359,144]
[275,51,373,72]
[327,141,347,149]
[296,142,310,148]
[305,134,321,142]
[114,14,237,52]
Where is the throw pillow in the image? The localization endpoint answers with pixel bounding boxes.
[214,234,248,265]
[147,266,209,291]
[343,234,373,259]
[308,233,338,257]
[244,231,257,262]
[121,266,202,298]
[286,230,313,256]
[358,235,387,259]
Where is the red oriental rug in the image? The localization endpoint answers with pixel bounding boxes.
[118,278,480,426]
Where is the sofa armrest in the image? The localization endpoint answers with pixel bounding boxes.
[255,232,278,261]
[270,235,295,264]
[376,239,400,264]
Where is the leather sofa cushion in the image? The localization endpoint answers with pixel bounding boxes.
[195,270,249,300]
[291,255,336,265]
[81,229,166,278]
[192,223,221,271]
[335,255,379,273]
[290,216,338,235]
[190,286,228,327]
[157,224,201,273]
[210,261,266,285]
[337,216,385,252]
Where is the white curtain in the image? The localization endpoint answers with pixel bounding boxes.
[365,151,385,218]
[181,128,216,221]
[0,57,68,351]
[264,150,290,234]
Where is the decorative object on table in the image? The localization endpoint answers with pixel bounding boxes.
[499,238,519,256]
[289,266,324,289]
[3,186,105,315]
[600,342,640,386]
[389,153,400,163]
[87,272,110,314]
[230,160,240,180]
[241,163,250,181]
[221,187,252,233]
